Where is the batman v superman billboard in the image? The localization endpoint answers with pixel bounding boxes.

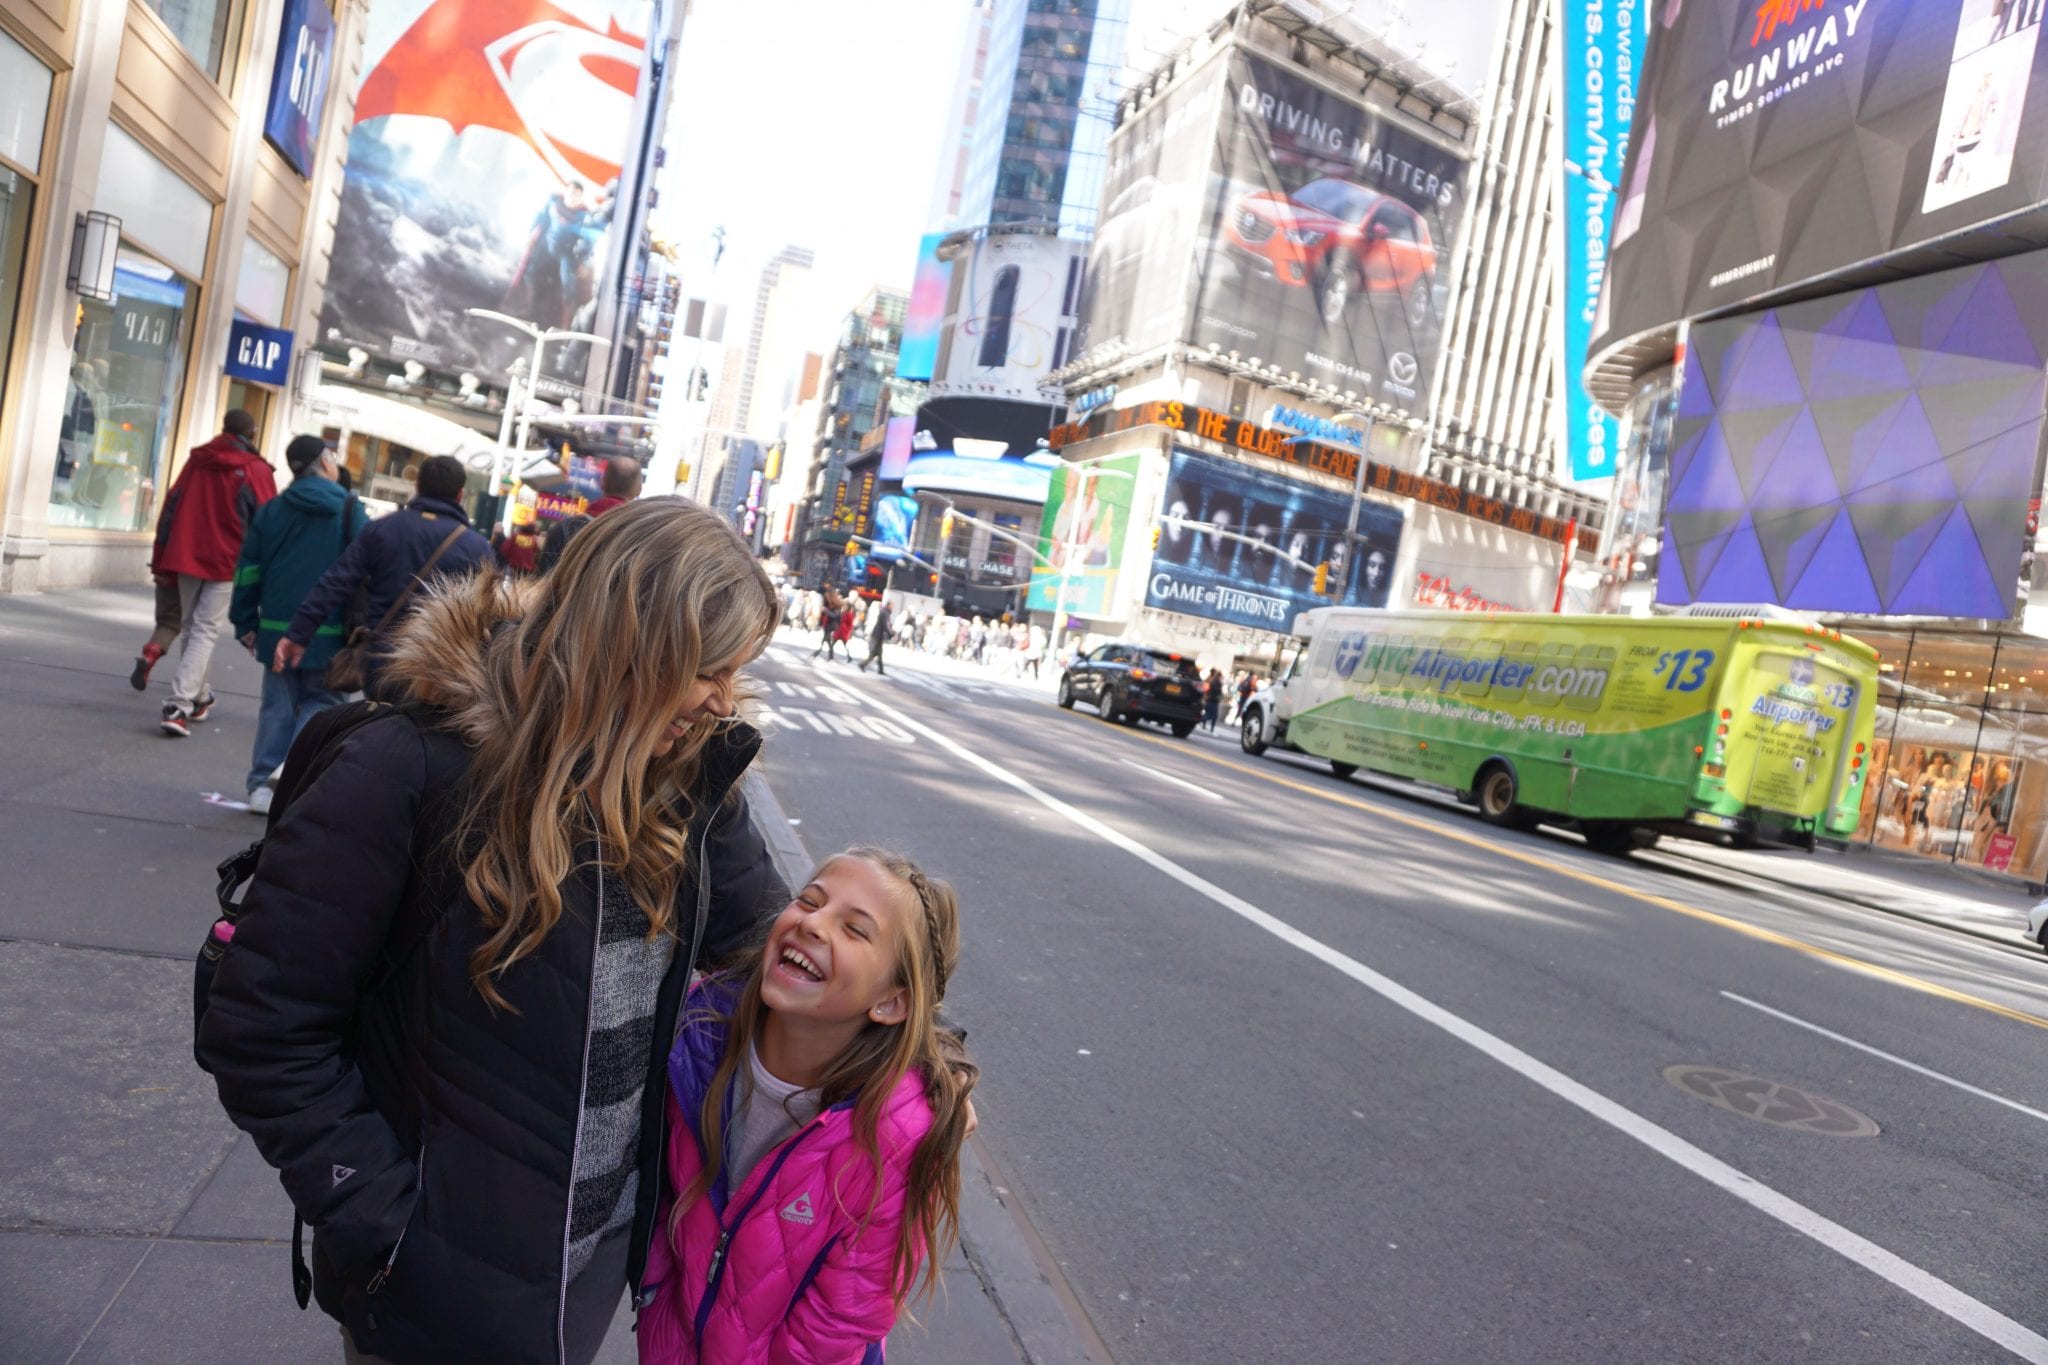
[318,0,649,387]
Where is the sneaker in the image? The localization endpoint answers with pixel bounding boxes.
[189,693,217,723]
[130,643,165,692]
[159,703,191,738]
[247,785,274,816]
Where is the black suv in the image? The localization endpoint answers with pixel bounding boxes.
[1057,642,1206,738]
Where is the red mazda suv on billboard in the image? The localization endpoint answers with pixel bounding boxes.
[1224,177,1437,326]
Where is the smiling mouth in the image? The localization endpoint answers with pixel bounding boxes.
[776,945,825,983]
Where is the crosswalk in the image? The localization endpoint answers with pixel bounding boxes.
[747,649,1054,747]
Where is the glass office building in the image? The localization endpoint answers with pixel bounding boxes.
[957,0,1131,236]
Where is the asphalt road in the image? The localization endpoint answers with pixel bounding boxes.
[749,634,2048,1364]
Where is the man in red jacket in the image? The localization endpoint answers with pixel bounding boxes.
[149,410,276,736]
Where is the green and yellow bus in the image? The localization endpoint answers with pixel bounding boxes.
[1239,608,1881,852]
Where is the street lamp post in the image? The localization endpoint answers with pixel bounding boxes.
[466,308,611,531]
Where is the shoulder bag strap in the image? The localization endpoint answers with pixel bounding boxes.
[370,524,467,635]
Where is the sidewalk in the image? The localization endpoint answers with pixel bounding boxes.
[0,586,1096,1365]
[1655,839,2044,951]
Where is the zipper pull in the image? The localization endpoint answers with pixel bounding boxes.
[707,1230,731,1284]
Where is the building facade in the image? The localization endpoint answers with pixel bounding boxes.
[1039,0,1603,670]
[955,0,1131,236]
[1583,0,2048,886]
[0,0,360,592]
[786,287,906,586]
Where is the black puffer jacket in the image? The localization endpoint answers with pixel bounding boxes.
[195,709,787,1362]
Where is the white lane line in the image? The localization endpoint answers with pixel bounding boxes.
[811,657,2048,1363]
[1119,758,1223,801]
[1722,991,2048,1126]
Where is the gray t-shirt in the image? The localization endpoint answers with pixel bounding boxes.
[726,1041,823,1189]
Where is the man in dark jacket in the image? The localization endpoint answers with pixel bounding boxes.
[274,455,493,692]
[856,597,894,674]
[230,436,368,812]
[151,409,277,736]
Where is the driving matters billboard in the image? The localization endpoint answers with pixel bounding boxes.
[1592,0,2048,362]
[1076,42,1477,415]
[318,0,649,384]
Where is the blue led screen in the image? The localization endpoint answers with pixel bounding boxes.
[1659,253,2048,620]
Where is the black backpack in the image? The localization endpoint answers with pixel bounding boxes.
[192,699,406,1054]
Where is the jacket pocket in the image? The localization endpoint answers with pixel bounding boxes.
[366,1142,427,1296]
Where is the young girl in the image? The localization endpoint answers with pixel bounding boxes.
[638,847,977,1363]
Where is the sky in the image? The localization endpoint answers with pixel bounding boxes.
[653,0,975,347]
[650,0,1509,358]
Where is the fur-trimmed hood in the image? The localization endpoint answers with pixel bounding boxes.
[378,571,535,744]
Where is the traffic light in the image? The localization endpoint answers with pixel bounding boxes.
[1313,562,1331,596]
[940,512,954,540]
[844,537,860,557]
[928,572,939,587]
[1151,526,1161,550]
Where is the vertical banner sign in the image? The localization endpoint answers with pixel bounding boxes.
[1566,0,1648,482]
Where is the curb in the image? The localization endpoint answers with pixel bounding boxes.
[738,769,1115,1365]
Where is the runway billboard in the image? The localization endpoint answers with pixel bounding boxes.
[1592,0,2048,363]
[317,0,650,385]
[1146,449,1405,632]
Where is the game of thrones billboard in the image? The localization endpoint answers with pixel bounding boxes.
[1593,0,2048,362]
[317,0,649,386]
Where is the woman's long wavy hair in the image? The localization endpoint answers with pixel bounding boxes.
[674,847,977,1313]
[400,497,778,1008]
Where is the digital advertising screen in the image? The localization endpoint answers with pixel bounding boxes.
[317,0,650,384]
[1026,453,1143,618]
[932,233,1084,405]
[1658,252,2048,620]
[897,233,948,383]
[1563,0,1650,480]
[1146,448,1405,633]
[1593,0,2048,365]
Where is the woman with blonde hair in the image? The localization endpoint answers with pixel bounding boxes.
[198,498,792,1364]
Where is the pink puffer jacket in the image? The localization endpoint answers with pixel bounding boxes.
[638,979,934,1364]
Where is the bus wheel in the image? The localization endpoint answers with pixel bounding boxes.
[1330,760,1358,779]
[1582,822,1649,856]
[1475,763,1525,827]
[1240,710,1269,756]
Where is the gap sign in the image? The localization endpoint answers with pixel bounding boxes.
[1563,0,1648,481]
[225,319,293,386]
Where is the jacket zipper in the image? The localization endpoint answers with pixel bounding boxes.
[555,859,605,1364]
[692,1119,826,1351]
[633,822,717,1316]
[366,1142,427,1295]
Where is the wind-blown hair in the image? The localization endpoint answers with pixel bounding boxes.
[676,847,976,1312]
[382,496,779,1008]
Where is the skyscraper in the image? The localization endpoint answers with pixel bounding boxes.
[694,244,815,500]
[954,0,1133,235]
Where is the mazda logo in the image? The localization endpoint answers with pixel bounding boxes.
[1389,352,1418,385]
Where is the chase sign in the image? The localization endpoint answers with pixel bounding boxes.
[225,319,293,386]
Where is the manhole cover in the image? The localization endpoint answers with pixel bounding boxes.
[1662,1065,1879,1137]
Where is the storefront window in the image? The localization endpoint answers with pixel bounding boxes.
[142,0,237,81]
[1851,629,2048,882]
[0,167,31,430]
[0,28,52,444]
[47,249,194,533]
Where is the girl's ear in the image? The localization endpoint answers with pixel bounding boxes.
[868,986,909,1026]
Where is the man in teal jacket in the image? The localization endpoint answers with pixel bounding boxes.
[229,436,369,812]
